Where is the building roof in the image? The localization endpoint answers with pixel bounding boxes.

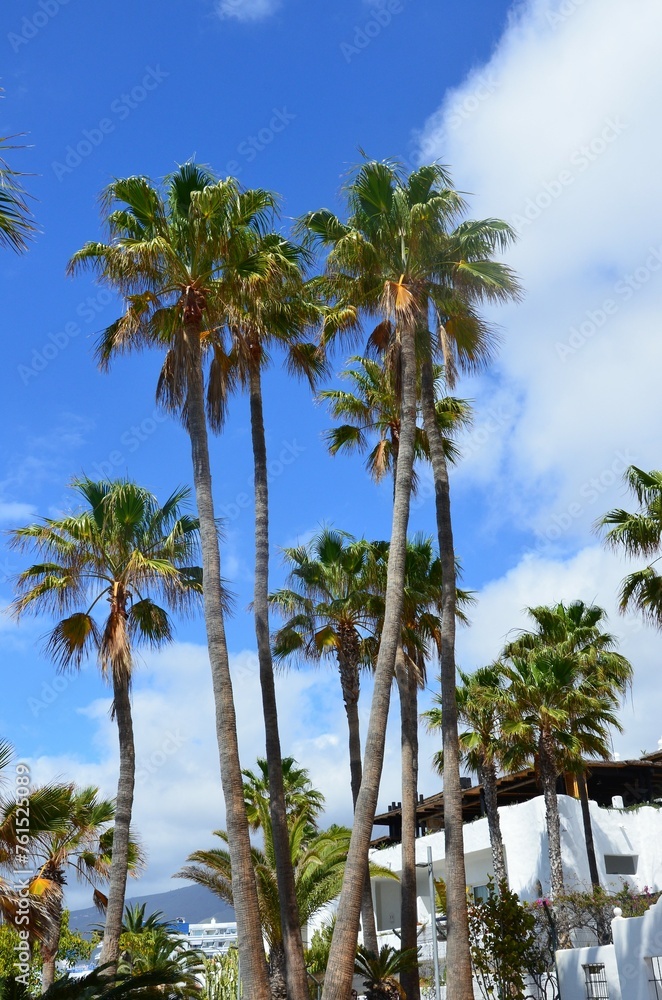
[371,755,662,846]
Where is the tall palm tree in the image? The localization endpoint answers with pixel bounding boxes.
[9,479,201,976]
[67,165,292,1000]
[178,761,394,1000]
[503,601,632,894]
[424,665,508,886]
[1,785,142,990]
[0,126,35,253]
[322,345,470,1000]
[304,160,518,1000]
[214,257,328,1000]
[370,536,473,1000]
[598,465,662,627]
[270,528,381,952]
[303,160,451,1000]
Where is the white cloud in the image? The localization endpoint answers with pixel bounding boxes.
[216,0,281,22]
[417,0,662,541]
[455,543,662,759]
[413,0,662,762]
[0,502,36,524]
[26,641,419,906]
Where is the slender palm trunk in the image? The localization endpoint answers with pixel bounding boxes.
[185,324,270,1000]
[480,761,507,886]
[99,672,135,973]
[336,634,379,955]
[41,893,63,992]
[578,770,600,889]
[322,323,417,1000]
[420,355,473,1000]
[396,648,421,1000]
[248,362,309,1000]
[539,738,570,948]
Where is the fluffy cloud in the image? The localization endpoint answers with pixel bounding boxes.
[415,0,662,755]
[27,641,420,906]
[216,0,281,22]
[418,0,662,534]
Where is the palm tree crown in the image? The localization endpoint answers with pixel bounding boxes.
[598,465,662,627]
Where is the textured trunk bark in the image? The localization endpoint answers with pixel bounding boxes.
[480,762,507,887]
[248,362,309,1000]
[99,671,135,973]
[185,324,270,1000]
[40,893,62,993]
[539,738,570,948]
[268,942,288,1000]
[420,355,473,1000]
[321,322,417,1000]
[396,648,421,1000]
[337,640,379,955]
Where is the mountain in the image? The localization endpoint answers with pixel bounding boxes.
[69,884,234,935]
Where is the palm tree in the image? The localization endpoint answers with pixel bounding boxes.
[302,160,449,1000]
[270,528,381,951]
[503,600,632,892]
[354,945,419,1000]
[41,964,201,1000]
[319,355,471,493]
[424,665,508,886]
[67,165,291,1000]
[598,465,662,627]
[0,124,35,253]
[1,785,142,991]
[499,602,632,942]
[241,756,324,833]
[215,255,327,1000]
[9,479,201,976]
[304,160,519,1000]
[370,536,473,1000]
[178,761,394,1000]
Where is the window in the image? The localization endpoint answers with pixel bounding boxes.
[604,854,638,875]
[472,884,490,903]
[583,963,610,999]
[648,956,662,999]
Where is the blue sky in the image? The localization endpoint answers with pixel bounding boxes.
[2,0,662,903]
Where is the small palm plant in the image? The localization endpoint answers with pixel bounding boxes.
[354,945,419,1000]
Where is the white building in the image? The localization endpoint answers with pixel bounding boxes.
[556,895,662,999]
[307,751,662,963]
[177,917,238,956]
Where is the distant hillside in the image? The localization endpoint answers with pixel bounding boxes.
[69,884,234,935]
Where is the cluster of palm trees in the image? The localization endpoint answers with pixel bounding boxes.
[425,600,632,941]
[0,743,142,991]
[2,139,660,1000]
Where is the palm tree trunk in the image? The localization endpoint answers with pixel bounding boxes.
[578,770,600,889]
[336,640,379,955]
[99,672,135,973]
[395,647,421,1000]
[41,893,63,992]
[420,356,473,1000]
[248,361,309,1000]
[539,739,570,948]
[321,323,417,1000]
[480,762,507,886]
[268,942,288,1000]
[185,325,270,1000]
